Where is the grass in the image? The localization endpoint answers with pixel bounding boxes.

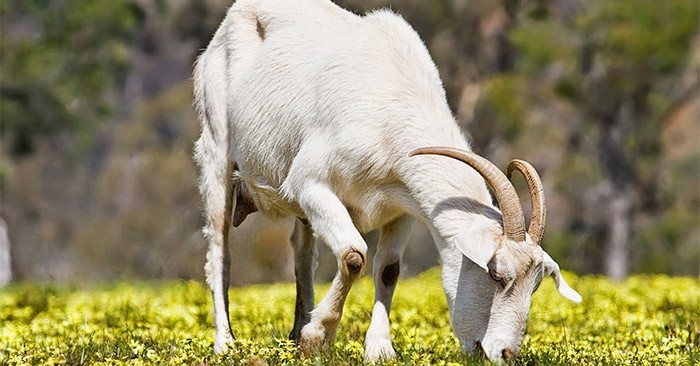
[1,268,698,365]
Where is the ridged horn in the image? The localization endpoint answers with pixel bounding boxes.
[409,146,526,242]
[507,159,546,245]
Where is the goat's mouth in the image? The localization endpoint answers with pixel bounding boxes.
[469,338,520,362]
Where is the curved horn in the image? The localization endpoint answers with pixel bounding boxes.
[409,146,526,242]
[507,159,546,245]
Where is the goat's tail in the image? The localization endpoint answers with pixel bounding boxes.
[193,0,264,241]
[193,0,268,234]
[193,27,234,247]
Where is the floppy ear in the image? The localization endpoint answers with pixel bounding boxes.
[452,227,498,272]
[543,251,582,303]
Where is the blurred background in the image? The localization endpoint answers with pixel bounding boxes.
[0,0,698,286]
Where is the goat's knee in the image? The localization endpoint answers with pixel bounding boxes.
[342,249,366,278]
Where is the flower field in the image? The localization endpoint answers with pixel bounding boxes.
[1,269,698,365]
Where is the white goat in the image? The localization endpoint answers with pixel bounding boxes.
[193,0,581,362]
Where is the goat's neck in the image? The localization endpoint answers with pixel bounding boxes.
[401,159,504,311]
[401,156,502,242]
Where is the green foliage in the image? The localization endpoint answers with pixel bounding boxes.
[1,269,698,365]
[636,203,700,275]
[509,20,579,77]
[480,74,528,140]
[578,0,698,77]
[0,0,141,156]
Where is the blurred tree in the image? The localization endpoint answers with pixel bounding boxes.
[0,0,142,157]
[485,0,698,278]
[0,217,11,285]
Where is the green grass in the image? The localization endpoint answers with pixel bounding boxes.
[1,269,698,365]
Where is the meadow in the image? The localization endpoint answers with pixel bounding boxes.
[1,269,698,365]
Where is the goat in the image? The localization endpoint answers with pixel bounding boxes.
[193,0,581,362]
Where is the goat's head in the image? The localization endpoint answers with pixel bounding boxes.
[410,147,581,362]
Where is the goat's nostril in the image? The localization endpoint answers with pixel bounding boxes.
[502,347,516,360]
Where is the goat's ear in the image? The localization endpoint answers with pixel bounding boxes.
[452,228,498,272]
[542,251,582,303]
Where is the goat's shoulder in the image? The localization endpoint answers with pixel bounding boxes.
[363,9,426,52]
[362,9,443,93]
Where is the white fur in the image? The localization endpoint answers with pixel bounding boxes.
[193,0,580,362]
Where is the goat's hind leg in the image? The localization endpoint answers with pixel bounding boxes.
[205,221,234,354]
[196,136,235,353]
[289,218,317,342]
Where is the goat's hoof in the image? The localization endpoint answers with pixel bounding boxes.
[343,250,365,275]
[364,339,396,362]
[213,334,235,354]
[299,325,325,355]
[288,329,301,343]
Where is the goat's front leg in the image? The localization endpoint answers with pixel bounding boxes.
[289,218,317,342]
[294,183,368,354]
[364,216,412,361]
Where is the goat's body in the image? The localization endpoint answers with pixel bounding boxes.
[195,0,473,232]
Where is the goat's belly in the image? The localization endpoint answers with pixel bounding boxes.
[347,206,404,233]
[246,180,404,233]
[344,194,405,233]
[245,180,305,219]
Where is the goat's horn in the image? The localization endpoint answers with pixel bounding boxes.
[409,146,526,242]
[507,159,546,245]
